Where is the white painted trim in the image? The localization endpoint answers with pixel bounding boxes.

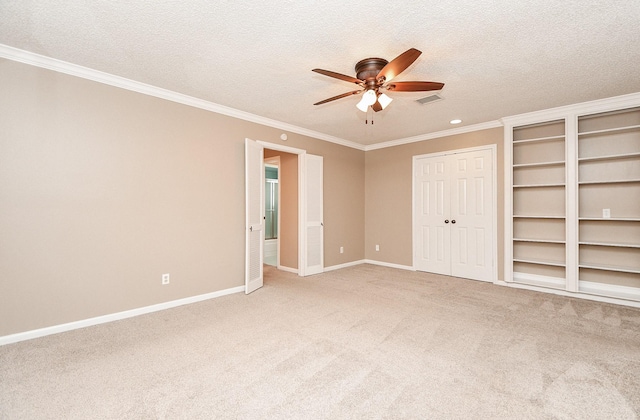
[411,145,498,282]
[579,281,640,302]
[494,280,640,309]
[0,44,364,151]
[257,141,306,156]
[0,285,244,346]
[565,116,579,292]
[364,259,415,271]
[503,123,514,283]
[256,140,309,277]
[500,91,640,127]
[513,272,566,289]
[276,265,298,274]
[412,144,497,160]
[324,260,366,272]
[364,120,503,151]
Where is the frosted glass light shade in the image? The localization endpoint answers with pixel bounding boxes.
[377,93,393,109]
[356,89,378,112]
[356,97,369,112]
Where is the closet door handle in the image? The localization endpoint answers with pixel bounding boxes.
[444,220,449,224]
[451,220,456,224]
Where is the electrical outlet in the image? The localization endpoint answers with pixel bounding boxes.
[603,208,611,218]
[162,273,170,285]
[340,246,344,254]
[376,244,380,251]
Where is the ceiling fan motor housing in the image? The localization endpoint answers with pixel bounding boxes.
[355,58,388,89]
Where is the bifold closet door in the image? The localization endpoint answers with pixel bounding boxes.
[414,149,493,282]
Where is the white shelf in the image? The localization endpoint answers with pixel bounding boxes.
[513,183,565,188]
[579,241,640,249]
[513,134,565,144]
[514,258,566,267]
[514,238,565,244]
[513,160,565,168]
[578,124,640,137]
[514,215,565,219]
[578,152,640,162]
[579,217,640,221]
[579,263,640,275]
[578,179,640,185]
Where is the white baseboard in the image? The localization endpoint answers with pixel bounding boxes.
[579,280,640,302]
[0,285,245,346]
[495,280,640,309]
[323,260,366,272]
[513,271,566,289]
[364,259,415,271]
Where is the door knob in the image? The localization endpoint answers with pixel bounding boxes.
[451,220,456,224]
[444,220,449,224]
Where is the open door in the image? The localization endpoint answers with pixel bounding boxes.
[301,154,324,276]
[245,138,264,294]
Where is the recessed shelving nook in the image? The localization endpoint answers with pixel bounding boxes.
[504,93,640,306]
[511,120,567,288]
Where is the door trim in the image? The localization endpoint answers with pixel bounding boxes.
[412,145,498,282]
[256,140,319,277]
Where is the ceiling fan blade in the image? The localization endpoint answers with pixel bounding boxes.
[313,90,362,105]
[312,69,363,85]
[376,48,422,83]
[386,81,445,92]
[371,101,383,112]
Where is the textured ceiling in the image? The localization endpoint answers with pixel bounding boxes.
[2,1,640,147]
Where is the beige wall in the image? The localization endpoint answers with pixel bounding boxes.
[0,59,365,336]
[364,128,505,280]
[263,149,298,269]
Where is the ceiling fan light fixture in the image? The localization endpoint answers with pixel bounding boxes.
[377,93,393,109]
[363,89,377,105]
[356,89,378,112]
[356,97,370,112]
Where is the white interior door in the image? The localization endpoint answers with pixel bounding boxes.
[414,148,494,282]
[450,149,493,281]
[302,154,324,276]
[245,138,264,294]
[414,156,451,275]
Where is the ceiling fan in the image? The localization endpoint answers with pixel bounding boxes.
[312,48,444,112]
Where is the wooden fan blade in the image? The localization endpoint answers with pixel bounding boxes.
[386,81,444,92]
[312,69,363,85]
[372,101,383,112]
[376,48,422,83]
[314,90,362,105]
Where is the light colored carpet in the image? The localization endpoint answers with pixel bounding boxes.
[1,264,639,419]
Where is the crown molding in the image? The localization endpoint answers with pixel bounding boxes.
[364,120,503,151]
[501,92,640,126]
[0,44,365,151]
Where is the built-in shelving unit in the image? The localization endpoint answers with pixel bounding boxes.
[504,96,640,305]
[577,107,640,300]
[511,120,566,288]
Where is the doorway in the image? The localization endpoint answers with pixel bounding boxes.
[245,138,325,294]
[413,146,497,282]
[264,158,280,267]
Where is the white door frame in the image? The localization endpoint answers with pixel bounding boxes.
[256,140,320,277]
[412,144,498,282]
